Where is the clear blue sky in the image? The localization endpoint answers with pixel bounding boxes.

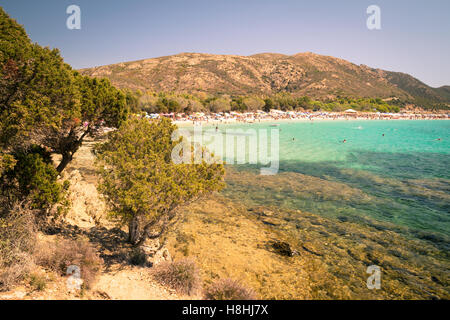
[2,0,449,87]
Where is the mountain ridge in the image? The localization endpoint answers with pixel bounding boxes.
[80,52,450,109]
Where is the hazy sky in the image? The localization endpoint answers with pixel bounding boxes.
[2,0,449,87]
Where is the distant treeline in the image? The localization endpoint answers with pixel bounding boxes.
[125,90,403,114]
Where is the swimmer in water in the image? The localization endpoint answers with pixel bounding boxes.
[342,139,347,143]
[436,138,441,141]
[382,134,385,137]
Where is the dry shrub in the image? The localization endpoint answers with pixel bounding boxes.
[204,278,257,300]
[0,252,34,291]
[0,204,37,291]
[152,258,201,295]
[129,247,147,266]
[35,239,103,289]
[29,272,47,291]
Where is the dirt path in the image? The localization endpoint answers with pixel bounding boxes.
[64,138,192,300]
[94,266,195,300]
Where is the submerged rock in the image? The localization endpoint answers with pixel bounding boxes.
[262,218,281,227]
[270,241,294,257]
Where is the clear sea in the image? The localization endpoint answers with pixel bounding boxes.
[207,120,450,236]
[185,119,450,298]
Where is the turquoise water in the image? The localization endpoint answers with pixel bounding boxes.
[200,120,450,241]
[184,120,449,298]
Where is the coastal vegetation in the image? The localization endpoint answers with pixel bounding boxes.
[0,7,127,291]
[95,118,225,246]
[124,90,402,114]
[0,5,448,300]
[0,6,128,217]
[1,6,226,297]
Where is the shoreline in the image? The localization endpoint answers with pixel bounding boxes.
[173,116,450,127]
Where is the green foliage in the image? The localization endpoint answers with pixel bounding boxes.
[0,6,128,156]
[230,96,246,112]
[0,145,69,212]
[29,273,47,291]
[0,153,15,176]
[209,97,231,113]
[124,89,140,113]
[263,98,274,112]
[0,7,84,150]
[0,44,79,149]
[125,89,402,114]
[95,118,225,244]
[0,7,129,217]
[136,91,208,114]
[77,75,128,128]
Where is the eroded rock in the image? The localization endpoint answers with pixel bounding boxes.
[141,238,172,267]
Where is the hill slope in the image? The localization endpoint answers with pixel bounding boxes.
[80,52,449,107]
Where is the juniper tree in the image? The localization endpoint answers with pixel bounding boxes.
[0,7,128,213]
[0,7,79,152]
[95,118,224,246]
[44,75,128,173]
[1,7,127,170]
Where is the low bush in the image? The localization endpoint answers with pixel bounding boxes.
[129,247,147,266]
[35,239,103,289]
[0,252,34,291]
[204,278,257,300]
[0,146,70,215]
[29,273,47,291]
[0,204,36,291]
[152,258,201,296]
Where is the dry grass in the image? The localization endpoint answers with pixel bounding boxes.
[151,258,201,296]
[204,278,257,300]
[35,239,103,289]
[0,252,34,291]
[0,204,37,291]
[28,272,47,291]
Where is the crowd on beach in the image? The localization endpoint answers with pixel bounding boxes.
[142,109,449,125]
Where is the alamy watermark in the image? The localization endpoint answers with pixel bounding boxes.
[66,265,83,291]
[366,265,381,289]
[66,4,380,31]
[66,5,81,30]
[366,5,381,30]
[171,126,280,175]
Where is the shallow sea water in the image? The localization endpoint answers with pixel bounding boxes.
[185,120,450,298]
